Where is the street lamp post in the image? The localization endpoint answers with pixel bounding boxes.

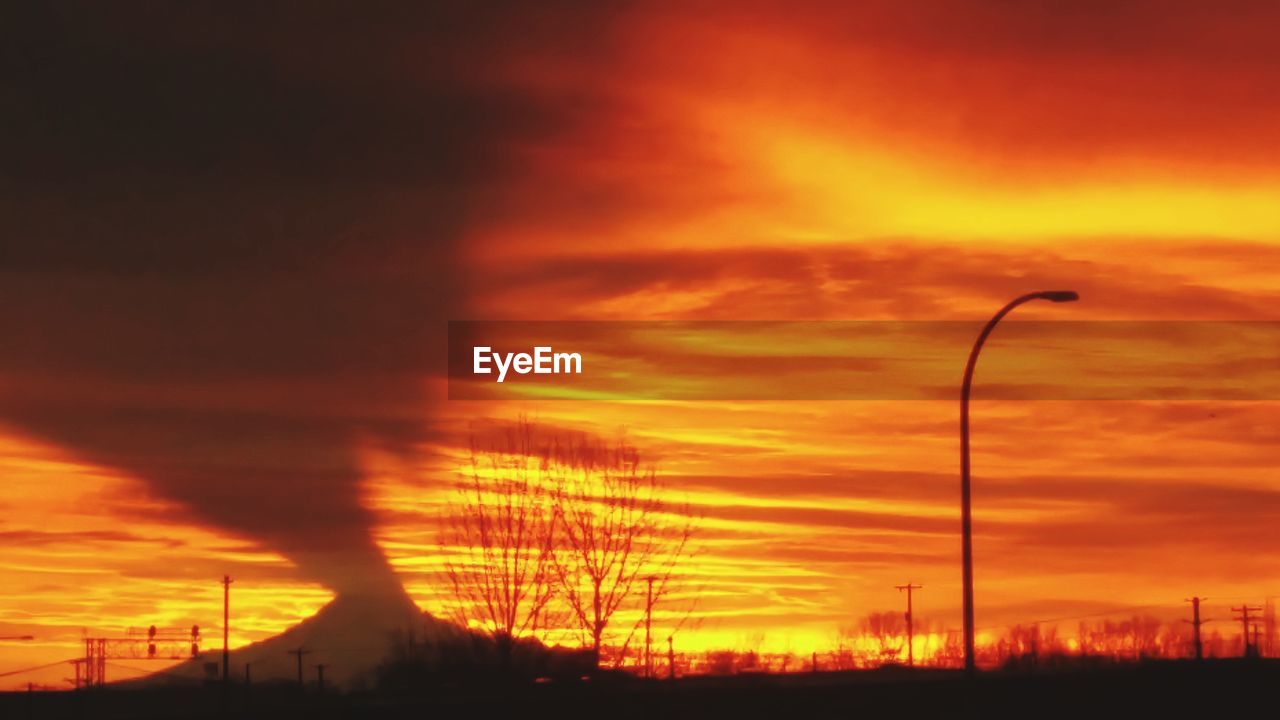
[960,290,1078,674]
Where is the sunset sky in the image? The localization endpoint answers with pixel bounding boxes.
[4,1,1280,689]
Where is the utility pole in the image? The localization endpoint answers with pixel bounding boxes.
[221,575,233,687]
[667,636,675,681]
[1184,597,1209,661]
[1265,598,1276,658]
[1232,605,1262,658]
[644,577,655,679]
[895,583,923,667]
[287,648,311,687]
[315,664,326,693]
[244,662,251,687]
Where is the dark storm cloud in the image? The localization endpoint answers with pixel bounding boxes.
[2,2,611,272]
[0,2,626,594]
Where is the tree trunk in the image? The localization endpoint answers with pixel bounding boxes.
[496,631,513,675]
[589,623,605,670]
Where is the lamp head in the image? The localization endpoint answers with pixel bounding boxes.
[1040,290,1079,303]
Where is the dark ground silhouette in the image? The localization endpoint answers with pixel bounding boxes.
[5,660,1279,719]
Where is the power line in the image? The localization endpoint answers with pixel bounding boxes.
[105,657,207,679]
[102,662,202,684]
[0,659,78,678]
[100,663,157,676]
[976,603,1171,632]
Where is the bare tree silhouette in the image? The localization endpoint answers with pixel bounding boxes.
[550,437,694,668]
[859,611,905,664]
[441,422,559,668]
[1075,615,1164,661]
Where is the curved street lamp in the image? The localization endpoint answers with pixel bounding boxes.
[960,290,1078,674]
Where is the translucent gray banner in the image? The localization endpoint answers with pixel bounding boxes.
[448,321,1280,400]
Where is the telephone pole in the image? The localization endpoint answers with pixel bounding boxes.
[315,664,326,693]
[1184,597,1209,661]
[1233,605,1262,658]
[287,648,311,687]
[1265,598,1276,658]
[644,577,655,678]
[221,575,233,687]
[895,583,923,667]
[667,636,676,680]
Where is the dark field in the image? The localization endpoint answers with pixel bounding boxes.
[4,661,1277,720]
